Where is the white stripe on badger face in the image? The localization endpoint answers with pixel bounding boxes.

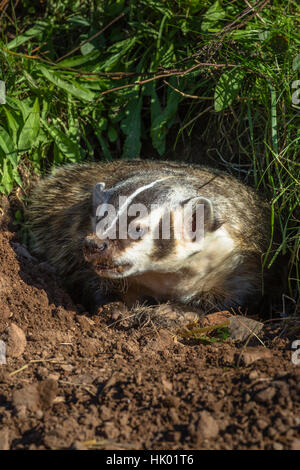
[101,177,172,237]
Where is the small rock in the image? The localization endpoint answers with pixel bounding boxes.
[273,442,284,450]
[76,315,94,330]
[61,364,73,372]
[72,441,88,450]
[12,384,40,411]
[38,378,58,409]
[249,370,259,380]
[48,373,60,381]
[196,411,219,440]
[15,405,27,420]
[5,323,27,358]
[12,379,57,412]
[99,405,111,421]
[161,376,173,393]
[72,373,94,385]
[0,428,9,450]
[135,371,142,386]
[103,421,119,440]
[240,347,272,366]
[229,316,264,342]
[268,427,277,438]
[145,329,174,353]
[256,419,269,430]
[255,386,276,403]
[52,396,65,404]
[0,304,11,322]
[290,439,300,450]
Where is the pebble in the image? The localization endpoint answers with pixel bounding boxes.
[256,419,269,430]
[290,439,300,450]
[255,386,276,403]
[12,379,57,412]
[240,347,272,366]
[273,442,284,450]
[12,385,40,412]
[196,411,219,440]
[72,441,88,450]
[249,370,259,380]
[5,323,27,358]
[229,316,264,341]
[0,428,9,450]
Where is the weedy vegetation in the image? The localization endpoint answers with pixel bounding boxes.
[0,0,299,311]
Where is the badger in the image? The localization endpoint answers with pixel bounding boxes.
[26,160,282,314]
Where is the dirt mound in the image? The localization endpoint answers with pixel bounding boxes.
[0,229,299,450]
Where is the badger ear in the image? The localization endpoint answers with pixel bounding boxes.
[93,182,107,209]
[183,196,217,239]
[192,196,214,230]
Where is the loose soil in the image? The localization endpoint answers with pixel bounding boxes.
[0,227,300,450]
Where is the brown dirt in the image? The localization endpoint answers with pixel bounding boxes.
[0,228,300,450]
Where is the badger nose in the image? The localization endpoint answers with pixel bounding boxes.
[97,241,108,252]
[83,237,108,254]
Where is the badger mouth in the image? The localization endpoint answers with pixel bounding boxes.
[92,261,132,277]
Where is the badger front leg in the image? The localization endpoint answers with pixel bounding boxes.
[66,269,120,314]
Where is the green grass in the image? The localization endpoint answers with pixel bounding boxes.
[0,0,299,308]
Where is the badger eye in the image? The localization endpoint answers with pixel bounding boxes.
[128,223,148,240]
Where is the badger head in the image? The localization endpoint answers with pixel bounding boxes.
[82,171,220,279]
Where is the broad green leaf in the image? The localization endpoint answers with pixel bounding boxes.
[201,1,226,33]
[103,38,136,72]
[214,69,245,112]
[81,42,95,56]
[0,126,18,165]
[41,118,81,162]
[40,67,96,102]
[3,108,22,145]
[120,94,142,159]
[57,50,101,68]
[12,167,22,187]
[6,21,49,50]
[9,98,32,123]
[67,15,91,27]
[18,98,40,152]
[1,160,13,194]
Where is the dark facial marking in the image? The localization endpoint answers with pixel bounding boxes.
[151,212,175,261]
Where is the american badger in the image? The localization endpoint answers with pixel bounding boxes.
[27,160,281,313]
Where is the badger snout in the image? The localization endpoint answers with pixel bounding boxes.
[83,236,108,257]
[82,235,111,262]
[82,235,131,277]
